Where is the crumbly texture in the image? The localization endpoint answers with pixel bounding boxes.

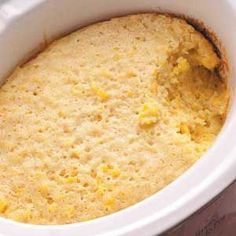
[0,14,228,224]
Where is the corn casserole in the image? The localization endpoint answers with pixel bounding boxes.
[0,14,229,224]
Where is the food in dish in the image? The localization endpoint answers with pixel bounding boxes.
[0,14,228,224]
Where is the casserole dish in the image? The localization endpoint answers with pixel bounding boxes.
[0,0,235,235]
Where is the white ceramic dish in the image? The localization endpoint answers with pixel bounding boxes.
[0,0,236,235]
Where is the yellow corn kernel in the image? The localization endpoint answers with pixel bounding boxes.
[0,199,8,213]
[58,110,66,118]
[100,164,112,173]
[100,69,113,79]
[113,47,120,51]
[139,102,160,126]
[37,184,49,196]
[152,68,159,78]
[113,53,122,61]
[179,123,190,135]
[127,90,135,97]
[126,70,136,78]
[104,197,115,206]
[79,216,90,222]
[65,176,77,183]
[96,185,106,195]
[70,149,80,159]
[91,83,109,101]
[172,57,190,76]
[196,145,206,153]
[111,169,120,178]
[34,171,44,179]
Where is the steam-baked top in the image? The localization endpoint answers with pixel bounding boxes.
[0,14,228,224]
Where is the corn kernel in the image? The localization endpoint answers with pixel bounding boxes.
[97,185,106,195]
[139,102,160,126]
[179,123,190,135]
[91,83,109,101]
[113,54,122,61]
[126,70,136,78]
[70,149,80,159]
[99,69,113,79]
[58,110,66,118]
[196,146,206,153]
[37,184,49,196]
[152,68,159,78]
[113,47,119,51]
[111,169,120,178]
[104,197,115,206]
[127,90,135,97]
[65,176,77,183]
[172,57,190,76]
[100,164,112,173]
[0,199,8,213]
[34,171,44,179]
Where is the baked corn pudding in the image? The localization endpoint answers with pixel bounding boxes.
[0,14,229,224]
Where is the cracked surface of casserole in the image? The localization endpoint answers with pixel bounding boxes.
[0,14,229,224]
